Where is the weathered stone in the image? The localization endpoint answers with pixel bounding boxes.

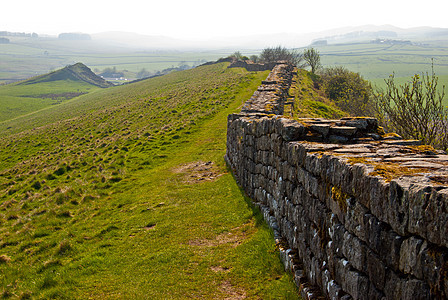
[386,179,410,236]
[328,135,349,143]
[342,231,365,272]
[310,124,330,137]
[366,249,386,290]
[280,118,306,141]
[330,126,357,137]
[384,139,422,146]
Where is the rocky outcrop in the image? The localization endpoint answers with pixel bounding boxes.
[226,63,448,299]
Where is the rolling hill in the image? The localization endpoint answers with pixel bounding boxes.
[18,62,113,88]
[0,63,298,298]
[0,63,111,122]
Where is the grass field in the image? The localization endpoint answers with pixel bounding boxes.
[316,42,448,78]
[310,42,448,105]
[0,63,299,299]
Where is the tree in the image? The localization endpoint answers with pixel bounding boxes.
[136,68,151,79]
[303,48,321,74]
[320,66,374,116]
[249,55,258,63]
[258,46,304,67]
[374,63,448,150]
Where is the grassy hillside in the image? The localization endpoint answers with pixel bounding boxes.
[0,63,298,299]
[286,69,347,119]
[0,63,111,122]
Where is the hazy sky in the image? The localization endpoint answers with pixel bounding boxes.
[2,0,447,39]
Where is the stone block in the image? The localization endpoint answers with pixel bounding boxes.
[425,188,448,248]
[399,236,425,277]
[366,249,386,290]
[368,283,385,300]
[304,152,322,176]
[378,229,403,272]
[401,279,431,300]
[310,124,330,137]
[344,201,369,242]
[330,126,357,137]
[328,135,349,143]
[385,179,410,236]
[342,231,365,272]
[279,118,306,141]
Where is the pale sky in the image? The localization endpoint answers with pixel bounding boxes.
[2,0,447,39]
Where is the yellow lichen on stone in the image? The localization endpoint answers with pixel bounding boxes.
[370,163,426,182]
[331,186,349,213]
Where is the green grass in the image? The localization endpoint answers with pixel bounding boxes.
[0,63,298,299]
[0,79,100,122]
[288,69,347,119]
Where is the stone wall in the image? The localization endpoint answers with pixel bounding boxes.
[226,63,448,299]
[228,60,278,72]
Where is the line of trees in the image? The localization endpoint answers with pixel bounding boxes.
[231,46,321,71]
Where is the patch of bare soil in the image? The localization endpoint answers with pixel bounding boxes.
[220,280,247,300]
[210,265,231,273]
[188,221,255,248]
[172,161,224,183]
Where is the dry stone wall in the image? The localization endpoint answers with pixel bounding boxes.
[226,63,448,299]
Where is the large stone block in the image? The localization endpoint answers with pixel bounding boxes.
[425,188,448,248]
[366,248,386,291]
[385,179,411,236]
[344,200,369,242]
[399,236,425,277]
[379,229,403,272]
[342,231,366,272]
[279,118,306,141]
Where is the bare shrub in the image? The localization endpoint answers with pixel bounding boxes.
[374,63,448,151]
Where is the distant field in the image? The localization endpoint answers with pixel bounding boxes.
[0,37,235,84]
[316,42,448,79]
[311,42,448,105]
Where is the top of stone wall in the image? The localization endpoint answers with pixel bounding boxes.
[240,63,294,115]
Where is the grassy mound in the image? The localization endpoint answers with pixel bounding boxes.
[19,63,113,88]
[0,63,298,298]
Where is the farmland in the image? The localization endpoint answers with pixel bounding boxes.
[0,37,236,84]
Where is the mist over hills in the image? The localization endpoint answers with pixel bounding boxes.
[89,25,448,49]
[3,25,448,51]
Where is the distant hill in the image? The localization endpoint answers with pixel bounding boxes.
[19,62,113,88]
[58,32,91,40]
[309,25,448,45]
